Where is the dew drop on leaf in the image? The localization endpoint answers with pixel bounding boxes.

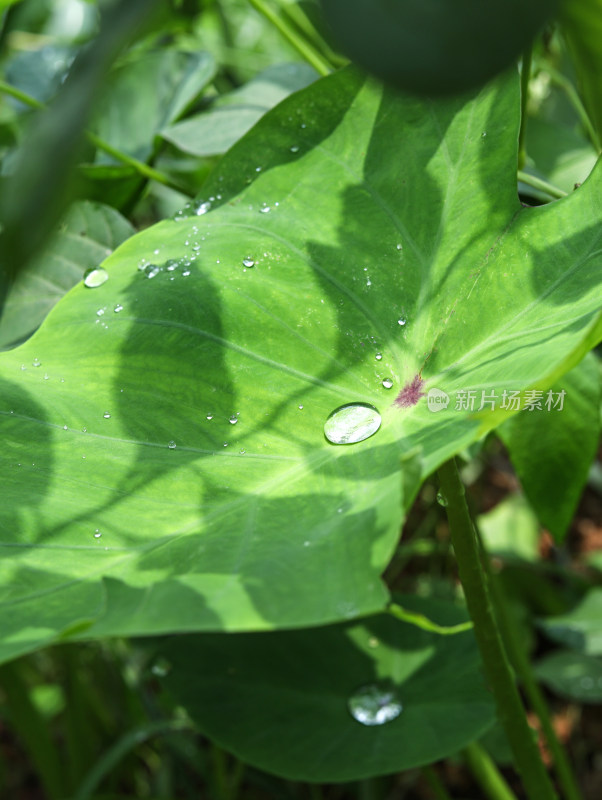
[436,491,448,507]
[382,378,393,389]
[348,683,402,726]
[324,403,381,444]
[375,353,382,361]
[94,529,102,539]
[144,264,161,279]
[32,358,41,367]
[114,304,123,313]
[83,267,109,288]
[242,257,255,268]
[168,440,177,449]
[229,415,238,425]
[103,412,111,419]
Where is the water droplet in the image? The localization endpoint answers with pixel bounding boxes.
[206,414,213,420]
[182,269,191,277]
[298,404,303,410]
[259,206,271,214]
[290,145,300,153]
[94,529,102,539]
[63,425,68,431]
[375,353,382,361]
[43,373,49,380]
[242,257,255,268]
[20,364,26,370]
[151,658,171,677]
[396,243,403,251]
[114,304,123,313]
[168,440,177,449]
[166,260,178,271]
[196,201,211,215]
[436,491,448,507]
[239,448,246,455]
[382,379,393,389]
[103,412,111,419]
[96,308,105,317]
[32,358,41,367]
[348,683,402,726]
[137,259,147,271]
[229,415,238,425]
[83,267,109,288]
[144,264,161,279]
[397,318,406,326]
[481,131,487,138]
[324,403,381,445]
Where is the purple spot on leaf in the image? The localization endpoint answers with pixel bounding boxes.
[395,375,425,408]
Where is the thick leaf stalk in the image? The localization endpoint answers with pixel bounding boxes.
[437,458,558,800]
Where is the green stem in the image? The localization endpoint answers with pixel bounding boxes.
[421,765,454,800]
[483,545,584,800]
[518,47,532,170]
[0,80,192,197]
[546,66,602,153]
[436,458,557,800]
[72,718,192,800]
[463,741,517,800]
[247,0,331,77]
[517,170,567,200]
[388,601,473,635]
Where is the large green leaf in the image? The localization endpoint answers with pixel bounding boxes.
[0,67,600,662]
[534,650,602,704]
[538,589,602,655]
[157,596,494,781]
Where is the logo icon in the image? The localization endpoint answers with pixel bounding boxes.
[427,388,450,413]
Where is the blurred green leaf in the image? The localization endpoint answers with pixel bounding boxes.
[0,200,134,350]
[538,589,602,654]
[162,62,317,157]
[535,650,602,703]
[320,0,558,95]
[499,355,601,542]
[477,494,540,562]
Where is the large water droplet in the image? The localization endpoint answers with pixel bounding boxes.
[382,379,393,389]
[83,267,109,288]
[324,403,381,445]
[348,683,402,726]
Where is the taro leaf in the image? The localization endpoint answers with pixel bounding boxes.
[477,494,540,562]
[0,67,601,662]
[538,589,602,655]
[91,49,216,164]
[499,354,601,542]
[534,650,602,704]
[157,596,494,781]
[0,200,134,350]
[161,63,318,157]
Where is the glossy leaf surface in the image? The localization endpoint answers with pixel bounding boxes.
[0,68,600,662]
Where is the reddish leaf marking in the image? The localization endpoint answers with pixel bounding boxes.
[395,375,425,408]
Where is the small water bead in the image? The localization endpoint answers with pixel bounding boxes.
[96,308,105,316]
[32,358,41,367]
[375,353,382,361]
[83,267,109,288]
[138,259,148,271]
[168,440,177,449]
[63,425,68,431]
[144,264,161,279]
[229,415,238,425]
[290,145,300,153]
[382,379,393,389]
[103,412,111,419]
[397,318,406,326]
[114,304,123,313]
[436,491,448,507]
[206,414,213,420]
[242,257,255,268]
[298,405,303,410]
[348,683,403,726]
[166,260,178,271]
[182,269,191,277]
[324,403,382,445]
[259,206,271,214]
[396,243,403,251]
[21,364,26,370]
[151,658,172,677]
[94,529,102,539]
[239,448,246,455]
[43,373,49,380]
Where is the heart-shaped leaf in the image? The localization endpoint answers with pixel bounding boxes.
[156,596,495,781]
[0,67,600,662]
